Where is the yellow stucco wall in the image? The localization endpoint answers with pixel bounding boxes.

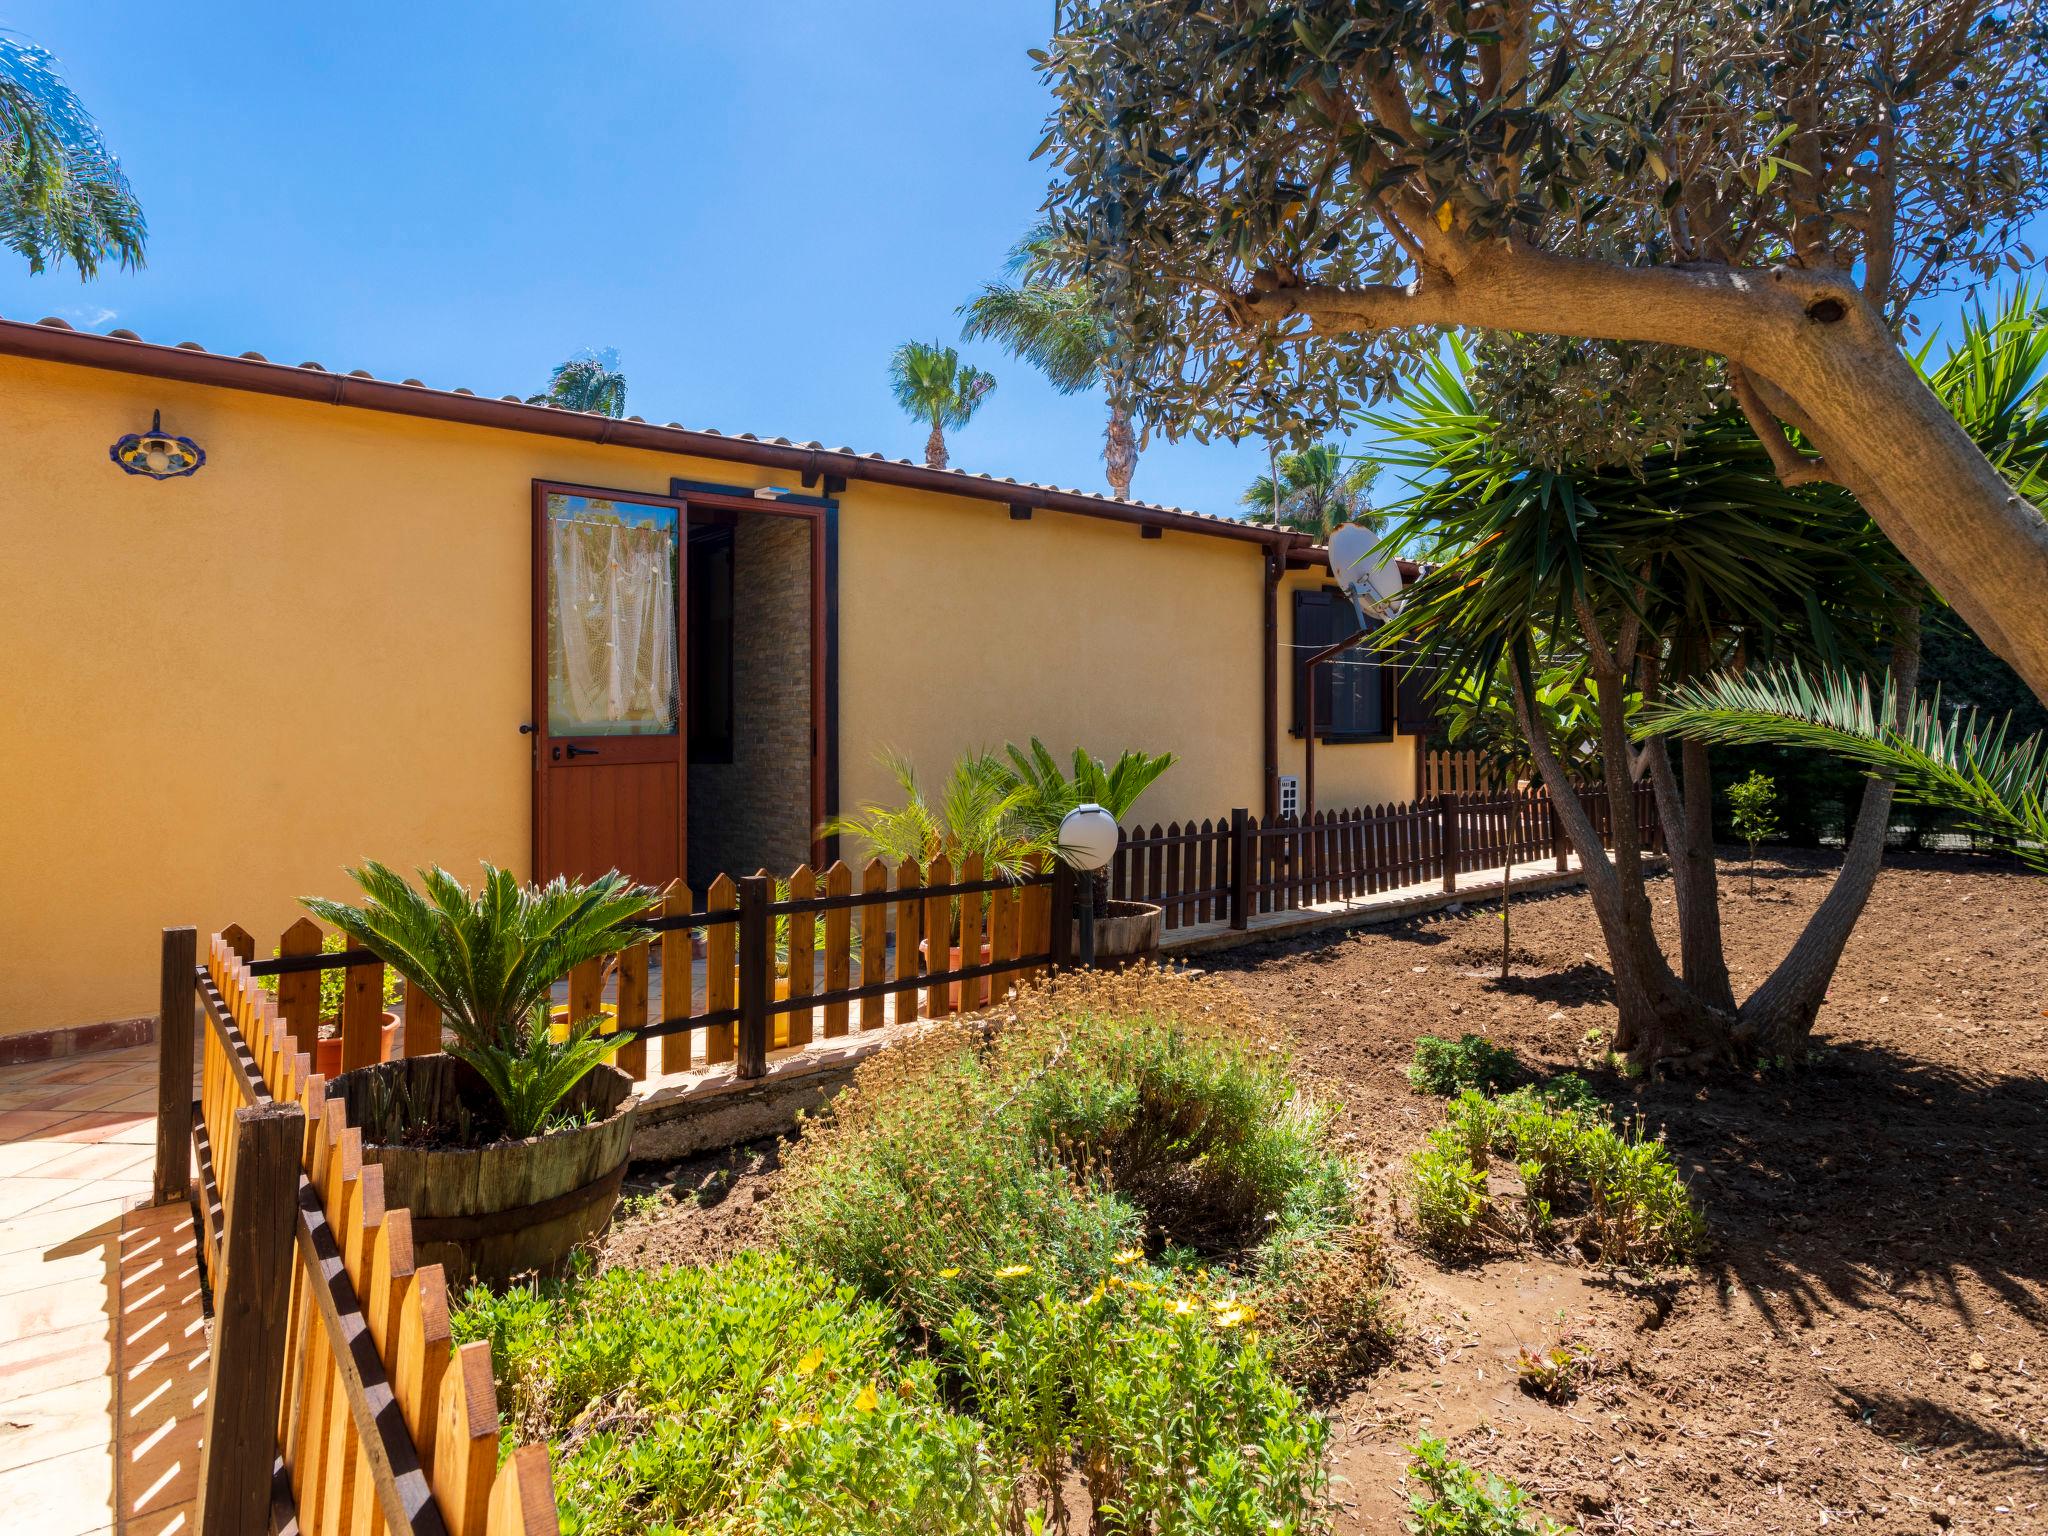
[1274,569,1423,808]
[0,355,1414,1035]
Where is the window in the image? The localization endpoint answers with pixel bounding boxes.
[687,524,735,763]
[1291,586,1390,741]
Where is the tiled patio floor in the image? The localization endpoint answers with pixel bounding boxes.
[0,1048,205,1536]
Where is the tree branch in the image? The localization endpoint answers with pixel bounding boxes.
[1730,365,1838,488]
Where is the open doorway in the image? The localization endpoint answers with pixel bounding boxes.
[685,502,818,889]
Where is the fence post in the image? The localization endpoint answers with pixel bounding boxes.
[196,1100,303,1536]
[155,927,197,1208]
[1048,861,1076,970]
[1228,809,1252,930]
[737,875,771,1080]
[1549,791,1569,872]
[1438,794,1459,893]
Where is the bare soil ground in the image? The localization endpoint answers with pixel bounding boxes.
[607,848,2048,1533]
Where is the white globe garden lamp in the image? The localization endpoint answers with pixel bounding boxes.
[1059,802,1120,966]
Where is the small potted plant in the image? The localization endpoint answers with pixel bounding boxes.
[1006,738,1177,966]
[260,931,404,1075]
[304,861,654,1289]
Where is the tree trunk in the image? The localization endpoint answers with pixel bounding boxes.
[1270,253,2048,701]
[1104,399,1138,499]
[1735,609,1924,1057]
[924,420,948,471]
[1511,644,1717,1068]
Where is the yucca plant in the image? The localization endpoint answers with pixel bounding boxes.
[303,863,655,1138]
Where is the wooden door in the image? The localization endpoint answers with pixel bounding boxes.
[533,484,688,886]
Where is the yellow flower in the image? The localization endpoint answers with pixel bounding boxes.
[1124,1278,1154,1293]
[853,1384,880,1414]
[794,1347,823,1377]
[937,1266,961,1279]
[1169,1296,1199,1317]
[1211,1303,1255,1330]
[1111,1249,1143,1267]
[774,1413,817,1433]
[994,1264,1034,1280]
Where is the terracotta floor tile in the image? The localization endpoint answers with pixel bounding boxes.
[0,1110,72,1143]
[111,1494,195,1536]
[0,1319,115,1399]
[0,1276,119,1340]
[115,1404,201,1518]
[0,1085,139,1116]
[0,1201,125,1258]
[115,1301,206,1372]
[0,1441,118,1536]
[102,1091,163,1114]
[32,1181,152,1220]
[35,1143,155,1184]
[0,1177,85,1223]
[0,1231,114,1298]
[0,1138,77,1179]
[42,1112,155,1147]
[114,1346,205,1449]
[0,1373,119,1471]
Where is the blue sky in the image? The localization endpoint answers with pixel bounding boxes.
[3,4,2035,519]
[0,2,1287,515]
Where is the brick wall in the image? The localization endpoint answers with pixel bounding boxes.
[689,513,812,885]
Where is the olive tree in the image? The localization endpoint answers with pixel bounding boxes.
[1034,0,2048,696]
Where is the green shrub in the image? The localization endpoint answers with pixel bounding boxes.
[1403,1436,1566,1535]
[1406,1034,1521,1096]
[1408,1090,1703,1266]
[452,1252,1003,1536]
[776,970,1386,1387]
[1409,1131,1488,1254]
[942,1272,1328,1535]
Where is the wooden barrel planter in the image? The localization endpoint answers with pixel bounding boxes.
[1071,900,1164,968]
[333,1055,637,1290]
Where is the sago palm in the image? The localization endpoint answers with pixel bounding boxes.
[0,34,145,276]
[820,749,1050,878]
[1000,737,1176,839]
[961,227,1139,497]
[889,340,996,470]
[532,347,627,418]
[1641,666,2048,874]
[1242,444,1383,542]
[303,862,654,1136]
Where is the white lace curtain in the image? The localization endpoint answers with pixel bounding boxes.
[547,506,678,734]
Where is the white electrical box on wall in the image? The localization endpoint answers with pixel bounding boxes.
[1278,775,1300,819]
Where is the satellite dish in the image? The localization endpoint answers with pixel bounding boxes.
[1327,523,1399,623]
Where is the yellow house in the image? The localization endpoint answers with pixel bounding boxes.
[0,316,1426,1046]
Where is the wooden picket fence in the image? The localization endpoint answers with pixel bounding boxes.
[157,928,554,1536]
[1107,782,1661,931]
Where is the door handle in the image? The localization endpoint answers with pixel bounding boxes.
[519,722,537,735]
[565,744,600,759]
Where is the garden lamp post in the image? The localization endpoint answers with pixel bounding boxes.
[1058,802,1119,967]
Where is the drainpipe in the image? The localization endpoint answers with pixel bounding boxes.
[1262,540,1282,820]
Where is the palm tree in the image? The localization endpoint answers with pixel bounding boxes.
[889,341,995,470]
[0,34,145,277]
[961,228,1139,498]
[1241,445,1383,542]
[531,347,627,417]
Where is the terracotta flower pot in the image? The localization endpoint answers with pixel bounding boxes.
[919,939,993,1010]
[314,1010,400,1079]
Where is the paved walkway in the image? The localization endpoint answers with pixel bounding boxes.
[1160,851,1604,955]
[0,1048,205,1536]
